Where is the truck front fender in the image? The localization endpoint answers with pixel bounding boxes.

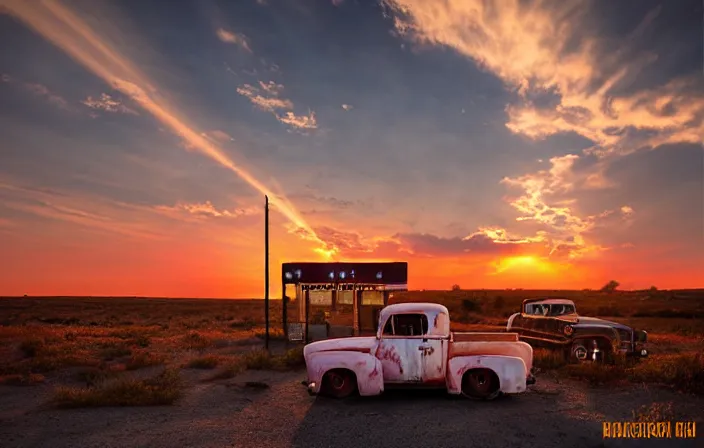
[306,351,383,396]
[506,313,520,331]
[446,355,528,395]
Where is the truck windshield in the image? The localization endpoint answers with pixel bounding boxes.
[383,313,428,336]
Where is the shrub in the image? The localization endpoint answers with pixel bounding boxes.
[181,332,212,350]
[0,373,45,386]
[532,349,567,371]
[185,355,220,369]
[125,351,165,370]
[53,369,182,408]
[631,353,704,395]
[100,346,132,361]
[461,299,481,313]
[20,338,44,357]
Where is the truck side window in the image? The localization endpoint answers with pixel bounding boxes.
[383,314,428,336]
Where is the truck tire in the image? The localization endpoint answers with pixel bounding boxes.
[570,339,589,362]
[321,369,357,399]
[461,368,500,400]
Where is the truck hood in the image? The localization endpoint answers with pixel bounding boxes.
[303,336,378,358]
[572,316,631,331]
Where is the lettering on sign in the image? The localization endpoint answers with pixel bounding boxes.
[288,323,304,342]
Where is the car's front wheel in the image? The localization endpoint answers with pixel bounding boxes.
[321,369,357,399]
[570,339,589,362]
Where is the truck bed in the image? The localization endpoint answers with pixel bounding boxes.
[449,332,533,371]
[452,332,518,342]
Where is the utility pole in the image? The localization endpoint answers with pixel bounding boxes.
[264,195,270,351]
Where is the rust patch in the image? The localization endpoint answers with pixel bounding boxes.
[376,345,404,374]
[369,364,379,379]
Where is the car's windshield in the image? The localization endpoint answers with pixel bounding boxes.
[546,304,576,316]
[526,303,576,316]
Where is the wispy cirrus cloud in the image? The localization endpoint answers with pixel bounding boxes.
[0,0,327,252]
[2,73,70,109]
[156,201,260,220]
[237,80,318,132]
[82,93,138,115]
[216,28,252,53]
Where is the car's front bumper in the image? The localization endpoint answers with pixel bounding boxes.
[304,380,317,396]
[527,374,536,386]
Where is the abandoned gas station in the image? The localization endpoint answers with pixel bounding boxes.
[279,262,408,343]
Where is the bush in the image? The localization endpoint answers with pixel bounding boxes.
[533,349,567,370]
[461,299,481,313]
[0,373,45,386]
[20,338,44,357]
[631,353,704,395]
[125,351,165,370]
[185,355,220,369]
[53,369,182,408]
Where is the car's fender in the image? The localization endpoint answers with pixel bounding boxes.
[506,312,520,331]
[306,350,384,396]
[446,355,528,395]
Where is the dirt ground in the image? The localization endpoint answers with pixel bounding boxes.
[1,368,701,448]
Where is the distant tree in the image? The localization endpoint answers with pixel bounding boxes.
[451,284,462,291]
[649,286,658,292]
[493,295,505,310]
[462,298,481,313]
[600,280,620,293]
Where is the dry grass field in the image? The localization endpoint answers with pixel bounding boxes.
[0,291,702,447]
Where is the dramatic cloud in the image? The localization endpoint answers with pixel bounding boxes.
[216,28,252,52]
[82,93,138,115]
[383,0,703,157]
[0,0,326,251]
[500,155,634,259]
[2,74,70,109]
[157,201,260,219]
[383,0,701,261]
[237,81,318,132]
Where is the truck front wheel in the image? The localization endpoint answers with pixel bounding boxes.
[321,369,357,399]
[461,368,500,400]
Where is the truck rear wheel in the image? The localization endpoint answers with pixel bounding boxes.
[461,368,500,400]
[321,369,357,399]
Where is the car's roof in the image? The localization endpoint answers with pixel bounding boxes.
[526,298,575,306]
[382,302,449,315]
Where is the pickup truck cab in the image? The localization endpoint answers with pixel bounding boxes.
[303,302,535,400]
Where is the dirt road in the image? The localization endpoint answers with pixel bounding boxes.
[1,369,701,448]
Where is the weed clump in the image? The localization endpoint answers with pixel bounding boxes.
[53,369,182,408]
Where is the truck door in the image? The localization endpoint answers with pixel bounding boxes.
[420,337,446,385]
[376,313,425,383]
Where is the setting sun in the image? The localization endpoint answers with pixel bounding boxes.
[492,256,557,275]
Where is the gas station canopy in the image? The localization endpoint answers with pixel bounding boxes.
[281,262,408,287]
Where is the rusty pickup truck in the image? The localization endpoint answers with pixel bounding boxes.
[303,302,535,400]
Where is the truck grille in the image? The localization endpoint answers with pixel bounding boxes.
[618,329,633,350]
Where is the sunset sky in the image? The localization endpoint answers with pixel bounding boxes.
[0,0,702,298]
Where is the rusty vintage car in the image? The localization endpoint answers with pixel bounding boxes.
[303,302,535,400]
[506,298,648,362]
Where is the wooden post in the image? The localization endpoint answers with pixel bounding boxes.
[264,195,269,351]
